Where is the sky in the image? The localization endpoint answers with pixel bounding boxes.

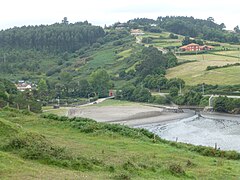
[1,0,239,30]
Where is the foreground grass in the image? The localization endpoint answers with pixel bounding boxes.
[1,108,240,179]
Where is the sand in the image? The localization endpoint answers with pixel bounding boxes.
[67,105,195,127]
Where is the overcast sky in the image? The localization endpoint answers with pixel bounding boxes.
[1,0,239,30]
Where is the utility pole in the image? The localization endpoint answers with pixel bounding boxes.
[3,53,6,63]
[57,96,60,106]
[179,83,182,95]
[202,83,205,95]
[238,48,240,61]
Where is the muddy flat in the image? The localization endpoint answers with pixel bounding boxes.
[67,105,195,127]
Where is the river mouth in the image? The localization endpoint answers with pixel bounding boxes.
[143,113,240,152]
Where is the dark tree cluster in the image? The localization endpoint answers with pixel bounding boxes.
[0,20,105,53]
[135,46,178,78]
[157,16,240,43]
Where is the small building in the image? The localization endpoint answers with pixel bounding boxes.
[115,23,127,30]
[109,90,117,97]
[16,82,32,91]
[180,43,214,51]
[200,45,215,51]
[130,29,145,36]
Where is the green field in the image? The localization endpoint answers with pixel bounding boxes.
[166,51,240,85]
[1,108,240,179]
[141,31,184,48]
[86,48,116,69]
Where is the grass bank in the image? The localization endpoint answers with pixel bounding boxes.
[1,108,240,179]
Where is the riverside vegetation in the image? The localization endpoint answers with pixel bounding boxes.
[1,108,240,179]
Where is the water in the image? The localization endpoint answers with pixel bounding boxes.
[144,114,240,152]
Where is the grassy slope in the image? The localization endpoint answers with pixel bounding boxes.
[1,109,240,179]
[141,31,240,85]
[166,54,240,85]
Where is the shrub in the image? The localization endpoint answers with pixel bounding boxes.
[169,163,185,175]
[108,165,115,172]
[114,173,131,180]
[4,132,104,171]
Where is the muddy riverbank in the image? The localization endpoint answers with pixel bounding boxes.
[143,112,240,152]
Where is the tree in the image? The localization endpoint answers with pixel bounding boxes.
[207,17,214,22]
[77,79,92,98]
[132,87,151,102]
[167,78,185,89]
[120,83,136,101]
[219,23,226,30]
[182,36,191,46]
[62,17,69,25]
[169,87,179,97]
[89,69,111,98]
[169,33,178,39]
[214,96,233,112]
[234,26,240,33]
[165,52,178,68]
[38,78,48,99]
[136,46,167,77]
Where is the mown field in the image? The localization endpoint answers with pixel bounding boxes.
[167,53,240,85]
[1,108,240,179]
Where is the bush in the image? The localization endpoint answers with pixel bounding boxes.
[206,63,240,71]
[153,96,168,105]
[169,87,179,97]
[169,33,178,39]
[4,131,104,171]
[214,96,233,112]
[169,163,185,175]
[114,173,131,180]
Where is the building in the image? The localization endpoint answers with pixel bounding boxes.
[109,90,117,97]
[130,29,145,36]
[115,23,127,30]
[180,43,214,51]
[16,82,32,91]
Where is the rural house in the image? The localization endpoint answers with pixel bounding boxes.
[180,43,214,51]
[130,29,145,36]
[16,82,32,91]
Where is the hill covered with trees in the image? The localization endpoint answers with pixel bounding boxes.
[128,16,240,43]
[0,19,105,53]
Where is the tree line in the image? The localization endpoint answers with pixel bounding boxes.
[0,19,105,53]
[126,16,240,44]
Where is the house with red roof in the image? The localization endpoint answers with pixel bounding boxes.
[180,43,214,51]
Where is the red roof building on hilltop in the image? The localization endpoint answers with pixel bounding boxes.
[180,43,214,51]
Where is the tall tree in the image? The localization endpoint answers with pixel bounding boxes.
[62,17,69,25]
[234,26,240,33]
[89,69,111,98]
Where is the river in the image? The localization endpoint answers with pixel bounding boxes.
[143,112,240,152]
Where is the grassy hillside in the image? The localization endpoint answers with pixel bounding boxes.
[140,31,240,85]
[1,108,240,179]
[166,55,240,85]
